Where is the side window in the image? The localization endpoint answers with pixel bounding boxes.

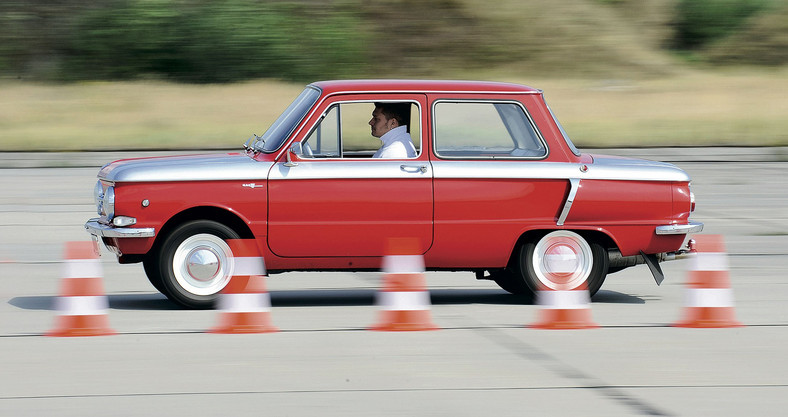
[433,101,546,158]
[303,105,340,157]
[302,102,421,158]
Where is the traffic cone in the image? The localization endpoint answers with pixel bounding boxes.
[530,283,598,330]
[371,238,438,331]
[674,234,742,328]
[47,241,115,337]
[210,239,278,334]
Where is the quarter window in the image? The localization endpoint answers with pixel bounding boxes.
[433,101,546,158]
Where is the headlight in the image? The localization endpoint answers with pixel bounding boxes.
[103,186,115,219]
[94,181,104,215]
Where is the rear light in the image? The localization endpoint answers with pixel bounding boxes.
[690,191,696,212]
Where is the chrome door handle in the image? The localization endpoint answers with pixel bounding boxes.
[400,165,428,173]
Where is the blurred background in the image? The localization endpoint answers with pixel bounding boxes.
[0,0,786,150]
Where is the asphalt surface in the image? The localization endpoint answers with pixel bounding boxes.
[1,148,787,416]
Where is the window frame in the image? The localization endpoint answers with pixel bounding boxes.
[431,98,549,160]
[299,98,424,160]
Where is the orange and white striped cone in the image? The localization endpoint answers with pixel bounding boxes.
[530,283,598,330]
[210,239,278,334]
[47,241,115,337]
[674,234,742,328]
[371,238,438,331]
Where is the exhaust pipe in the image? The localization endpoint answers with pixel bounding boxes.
[607,239,697,285]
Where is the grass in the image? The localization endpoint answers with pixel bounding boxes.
[0,69,786,151]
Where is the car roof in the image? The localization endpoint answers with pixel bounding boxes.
[310,79,542,95]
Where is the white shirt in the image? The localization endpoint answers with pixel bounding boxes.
[373,126,417,159]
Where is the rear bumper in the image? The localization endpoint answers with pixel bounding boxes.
[655,222,704,235]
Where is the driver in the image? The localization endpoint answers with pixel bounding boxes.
[369,102,417,158]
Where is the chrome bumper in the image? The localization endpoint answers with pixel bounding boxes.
[84,218,155,238]
[655,222,704,235]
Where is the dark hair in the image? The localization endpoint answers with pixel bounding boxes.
[374,102,411,132]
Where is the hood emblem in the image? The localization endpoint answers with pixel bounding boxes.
[242,183,264,189]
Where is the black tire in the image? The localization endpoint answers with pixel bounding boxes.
[490,269,528,294]
[154,220,241,309]
[518,231,608,297]
[143,255,165,293]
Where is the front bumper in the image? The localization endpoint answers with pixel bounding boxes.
[655,222,704,235]
[84,218,155,238]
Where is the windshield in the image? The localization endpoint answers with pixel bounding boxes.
[257,86,321,153]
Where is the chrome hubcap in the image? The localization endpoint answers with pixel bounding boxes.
[533,231,592,291]
[173,234,233,296]
[186,248,221,282]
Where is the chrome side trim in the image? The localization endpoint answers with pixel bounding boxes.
[85,218,155,238]
[269,160,432,180]
[431,160,691,182]
[655,222,704,235]
[557,178,580,226]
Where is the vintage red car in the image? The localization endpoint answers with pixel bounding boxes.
[85,80,703,308]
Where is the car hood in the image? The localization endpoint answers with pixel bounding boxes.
[98,152,273,183]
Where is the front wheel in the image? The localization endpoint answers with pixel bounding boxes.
[154,220,241,309]
[518,231,608,297]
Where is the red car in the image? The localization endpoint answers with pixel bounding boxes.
[85,80,703,308]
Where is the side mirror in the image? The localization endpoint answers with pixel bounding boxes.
[284,142,303,167]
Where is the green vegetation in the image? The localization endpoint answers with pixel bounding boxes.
[0,0,785,150]
[1,0,786,82]
[672,0,775,49]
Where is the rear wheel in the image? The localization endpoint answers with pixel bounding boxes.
[518,231,608,297]
[154,220,241,309]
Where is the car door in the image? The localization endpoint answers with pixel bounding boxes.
[267,94,433,257]
[428,97,566,268]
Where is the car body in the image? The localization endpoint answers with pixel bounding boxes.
[85,80,703,308]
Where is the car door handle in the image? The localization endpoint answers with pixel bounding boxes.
[400,164,428,173]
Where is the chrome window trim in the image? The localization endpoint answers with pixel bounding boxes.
[431,99,549,160]
[273,92,428,163]
[259,86,322,154]
[557,178,580,226]
[298,98,425,160]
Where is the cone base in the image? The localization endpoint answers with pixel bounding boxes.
[673,307,743,329]
[46,315,116,337]
[210,312,279,334]
[370,310,439,331]
[530,309,598,330]
[673,321,743,329]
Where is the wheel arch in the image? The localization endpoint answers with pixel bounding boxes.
[507,228,618,267]
[150,206,255,255]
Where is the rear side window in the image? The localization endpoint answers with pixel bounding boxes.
[433,101,547,159]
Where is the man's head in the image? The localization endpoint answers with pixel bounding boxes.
[369,102,410,138]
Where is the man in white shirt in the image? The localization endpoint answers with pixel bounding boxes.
[369,102,417,159]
